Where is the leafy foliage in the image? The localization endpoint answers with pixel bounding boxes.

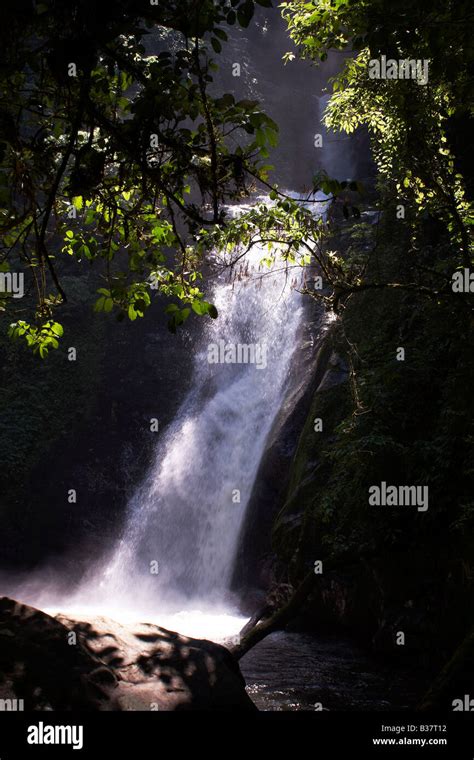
[0,0,280,354]
[282,0,474,272]
[271,1,474,651]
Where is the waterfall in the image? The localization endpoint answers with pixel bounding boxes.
[8,193,325,640]
[80,198,306,618]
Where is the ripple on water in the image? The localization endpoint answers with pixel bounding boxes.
[240,630,424,711]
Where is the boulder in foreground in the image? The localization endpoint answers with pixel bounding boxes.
[0,597,256,711]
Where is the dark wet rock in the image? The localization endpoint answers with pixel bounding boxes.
[0,597,115,710]
[232,305,332,595]
[418,626,474,711]
[0,597,256,711]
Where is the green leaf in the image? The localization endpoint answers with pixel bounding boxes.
[237,1,254,28]
[50,322,64,336]
[214,28,228,41]
[191,299,208,315]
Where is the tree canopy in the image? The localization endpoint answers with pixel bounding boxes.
[1,0,472,357]
[0,0,280,353]
[282,0,474,267]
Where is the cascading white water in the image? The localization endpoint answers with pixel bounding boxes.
[10,194,325,640]
[77,201,303,622]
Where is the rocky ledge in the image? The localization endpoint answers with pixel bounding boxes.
[0,597,256,711]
